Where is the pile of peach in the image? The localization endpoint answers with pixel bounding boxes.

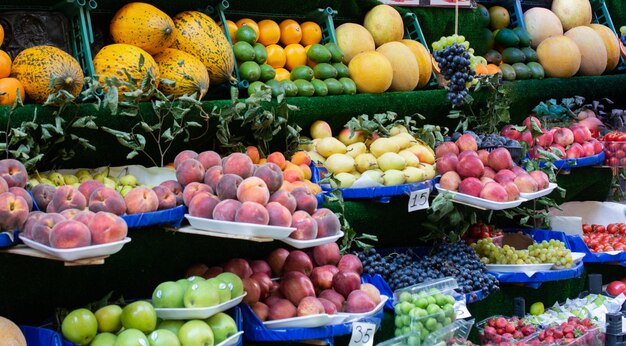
[185,242,382,321]
[177,149,340,241]
[0,159,38,232]
[436,134,551,202]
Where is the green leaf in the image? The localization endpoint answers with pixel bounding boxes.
[126,150,139,159]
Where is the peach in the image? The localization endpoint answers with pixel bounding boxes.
[536,129,553,147]
[590,139,603,154]
[173,150,198,169]
[0,192,28,231]
[501,124,521,140]
[290,210,318,240]
[47,185,87,213]
[279,181,294,192]
[439,171,461,191]
[435,142,459,158]
[345,290,376,313]
[73,210,96,226]
[488,148,513,171]
[480,182,509,202]
[455,134,478,152]
[312,208,340,238]
[245,146,260,164]
[9,187,32,211]
[267,152,287,170]
[520,131,534,147]
[457,155,484,178]
[21,211,44,239]
[523,116,541,130]
[297,296,325,316]
[514,174,539,193]
[436,153,458,175]
[553,128,574,147]
[0,159,28,188]
[494,169,517,184]
[188,192,220,218]
[566,143,584,159]
[313,242,341,266]
[459,177,483,197]
[483,166,496,179]
[78,180,104,200]
[458,150,478,160]
[299,164,312,180]
[153,185,177,210]
[529,170,550,190]
[49,220,91,248]
[197,150,222,170]
[266,202,292,227]
[253,163,284,193]
[502,181,520,201]
[182,182,213,206]
[223,153,254,179]
[582,142,595,157]
[203,166,224,191]
[88,211,128,244]
[550,144,566,158]
[267,298,297,320]
[159,180,184,205]
[124,186,159,214]
[31,213,65,245]
[319,289,345,312]
[0,177,7,194]
[283,169,304,183]
[88,187,126,215]
[291,187,318,214]
[572,125,591,144]
[511,166,527,176]
[480,177,495,185]
[212,199,242,221]
[235,201,270,225]
[237,177,270,205]
[175,158,205,185]
[291,151,312,166]
[477,150,490,166]
[360,283,382,305]
[216,174,243,200]
[60,209,81,219]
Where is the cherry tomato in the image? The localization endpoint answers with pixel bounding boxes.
[595,225,606,233]
[608,224,619,234]
[582,224,592,233]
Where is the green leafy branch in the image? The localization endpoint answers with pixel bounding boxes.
[532,96,585,125]
[420,193,480,242]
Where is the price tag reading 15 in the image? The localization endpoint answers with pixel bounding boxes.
[408,188,430,212]
[349,322,376,346]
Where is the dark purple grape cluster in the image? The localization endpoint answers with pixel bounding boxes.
[433,43,475,107]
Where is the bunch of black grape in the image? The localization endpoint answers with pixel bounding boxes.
[356,242,499,299]
[433,43,475,107]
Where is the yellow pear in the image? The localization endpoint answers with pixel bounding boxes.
[316,137,347,158]
[398,150,420,167]
[369,137,400,157]
[377,152,407,171]
[346,142,367,158]
[354,153,379,173]
[331,172,356,188]
[325,154,356,174]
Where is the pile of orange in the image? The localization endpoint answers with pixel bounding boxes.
[474,64,501,76]
[0,25,26,106]
[222,18,323,80]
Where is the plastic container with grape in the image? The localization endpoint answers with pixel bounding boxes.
[393,278,466,342]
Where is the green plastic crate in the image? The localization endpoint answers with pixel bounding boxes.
[402,11,438,87]
[0,0,96,78]
[216,0,338,89]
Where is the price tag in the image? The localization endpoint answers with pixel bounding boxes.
[408,188,430,212]
[454,301,472,320]
[349,322,376,346]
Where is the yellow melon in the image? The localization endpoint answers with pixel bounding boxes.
[336,23,375,64]
[401,39,432,89]
[564,26,607,76]
[93,43,160,94]
[153,48,210,99]
[376,42,419,91]
[552,0,592,31]
[537,35,581,78]
[524,8,563,49]
[363,5,404,47]
[588,24,621,72]
[348,51,393,94]
[110,2,176,55]
[0,316,26,346]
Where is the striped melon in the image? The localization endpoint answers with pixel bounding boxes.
[110,2,175,55]
[10,46,84,103]
[93,43,160,94]
[172,11,235,85]
[153,48,209,99]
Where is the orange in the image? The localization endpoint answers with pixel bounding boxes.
[0,78,25,106]
[486,64,501,75]
[284,44,307,70]
[236,18,260,40]
[489,6,510,30]
[258,19,281,46]
[274,67,290,81]
[475,64,488,75]
[279,19,302,45]
[300,21,322,46]
[266,44,286,68]
[268,152,287,170]
[0,25,4,47]
[221,20,239,43]
[0,50,11,78]
[291,151,312,166]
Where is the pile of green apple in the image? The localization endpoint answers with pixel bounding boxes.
[302,120,437,188]
[151,272,243,309]
[29,169,144,197]
[394,288,457,341]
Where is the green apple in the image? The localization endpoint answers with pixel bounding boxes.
[95,305,123,333]
[178,320,213,346]
[186,276,205,284]
[114,329,149,346]
[176,279,192,293]
[216,272,243,298]
[64,174,79,185]
[90,332,117,346]
[152,281,185,308]
[48,172,65,186]
[530,302,545,316]
[183,281,220,308]
[119,175,138,187]
[61,308,98,345]
[206,278,231,303]
[121,301,157,333]
[157,320,185,336]
[206,313,237,344]
[148,329,180,346]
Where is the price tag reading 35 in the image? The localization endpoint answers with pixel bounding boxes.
[408,188,430,212]
[349,322,376,346]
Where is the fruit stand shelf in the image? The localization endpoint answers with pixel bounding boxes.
[176,226,275,242]
[0,245,109,266]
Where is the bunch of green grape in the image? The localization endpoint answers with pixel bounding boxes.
[471,238,573,267]
[528,240,573,268]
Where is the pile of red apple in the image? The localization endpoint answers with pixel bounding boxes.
[436,134,551,203]
[582,223,626,252]
[462,222,503,244]
[185,242,382,322]
[479,316,536,345]
[534,317,600,345]
[501,117,603,160]
[177,149,340,241]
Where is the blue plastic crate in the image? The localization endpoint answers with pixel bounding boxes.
[121,204,187,229]
[19,325,73,346]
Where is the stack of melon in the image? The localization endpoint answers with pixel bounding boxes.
[524,0,620,77]
[335,4,432,94]
[93,2,235,100]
